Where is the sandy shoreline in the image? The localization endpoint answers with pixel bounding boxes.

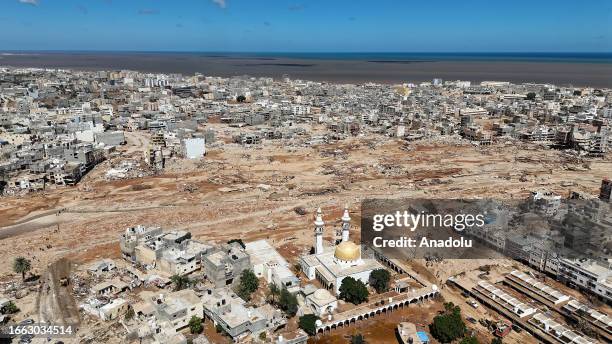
[1,52,612,87]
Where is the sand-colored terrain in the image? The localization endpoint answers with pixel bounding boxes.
[0,128,610,343]
[0,128,609,278]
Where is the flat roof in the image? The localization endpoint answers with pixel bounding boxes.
[562,258,611,279]
[475,281,536,318]
[562,299,612,334]
[529,313,596,344]
[245,239,289,267]
[508,270,570,304]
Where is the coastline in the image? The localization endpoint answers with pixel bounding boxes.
[1,52,612,87]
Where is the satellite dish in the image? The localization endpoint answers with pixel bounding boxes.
[432,284,438,292]
[315,319,323,327]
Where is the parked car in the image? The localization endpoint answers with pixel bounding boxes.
[467,299,479,308]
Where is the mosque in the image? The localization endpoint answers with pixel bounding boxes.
[299,206,384,295]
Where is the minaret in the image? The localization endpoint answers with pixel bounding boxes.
[341,205,351,242]
[314,208,324,254]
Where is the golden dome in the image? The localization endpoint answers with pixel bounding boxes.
[334,241,361,261]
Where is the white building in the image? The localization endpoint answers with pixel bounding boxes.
[202,287,268,341]
[183,138,206,159]
[100,298,129,321]
[299,206,384,295]
[245,239,300,293]
[305,288,338,317]
[559,258,612,303]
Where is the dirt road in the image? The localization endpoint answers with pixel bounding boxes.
[37,258,80,327]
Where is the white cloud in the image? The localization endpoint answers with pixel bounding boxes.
[211,0,226,9]
[18,0,39,5]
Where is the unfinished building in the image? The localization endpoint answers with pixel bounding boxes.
[201,242,251,287]
[120,226,212,276]
[129,289,203,343]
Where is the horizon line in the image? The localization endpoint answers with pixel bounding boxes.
[2,50,612,54]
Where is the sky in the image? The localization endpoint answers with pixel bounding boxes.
[1,0,611,52]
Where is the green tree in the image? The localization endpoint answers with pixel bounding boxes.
[491,338,503,344]
[13,257,31,281]
[429,302,466,343]
[369,269,391,293]
[170,275,191,291]
[237,269,259,301]
[460,337,479,344]
[339,277,369,305]
[236,95,246,103]
[298,314,319,336]
[189,315,203,334]
[443,302,455,312]
[1,301,19,314]
[351,333,366,344]
[526,92,536,101]
[269,283,280,304]
[278,287,298,317]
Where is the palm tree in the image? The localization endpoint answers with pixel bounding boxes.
[13,257,31,281]
[170,275,190,291]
